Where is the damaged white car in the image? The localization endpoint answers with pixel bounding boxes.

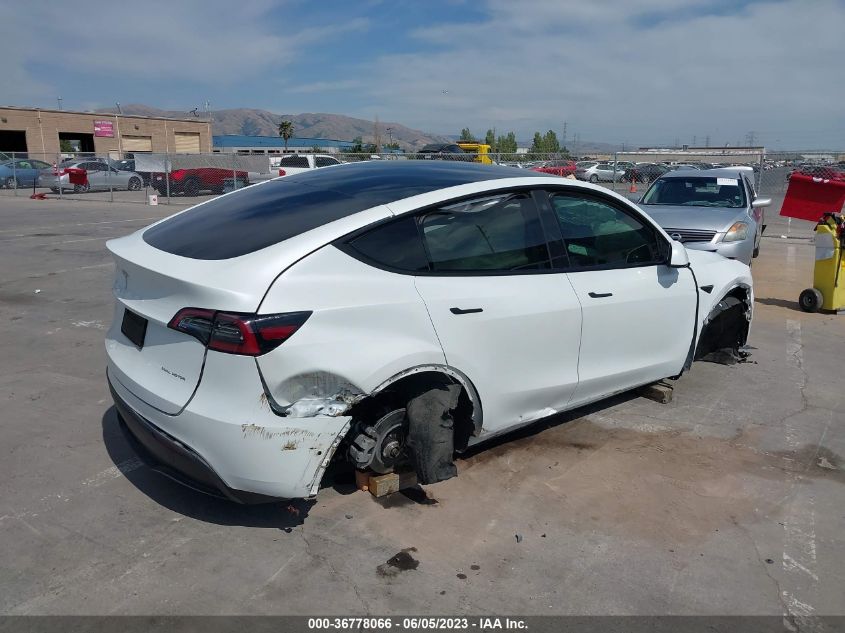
[105,161,753,503]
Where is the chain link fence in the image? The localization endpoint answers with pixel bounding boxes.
[1,149,843,213]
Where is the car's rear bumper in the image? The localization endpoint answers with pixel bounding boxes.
[109,377,278,504]
[106,357,352,502]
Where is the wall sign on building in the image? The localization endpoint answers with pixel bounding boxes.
[93,120,114,137]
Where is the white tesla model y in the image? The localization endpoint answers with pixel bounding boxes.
[105,161,753,503]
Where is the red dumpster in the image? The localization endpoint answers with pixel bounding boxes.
[780,172,845,223]
[65,167,88,187]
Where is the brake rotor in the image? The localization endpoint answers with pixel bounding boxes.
[352,408,407,474]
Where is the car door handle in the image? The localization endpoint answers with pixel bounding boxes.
[450,307,483,315]
[588,292,613,298]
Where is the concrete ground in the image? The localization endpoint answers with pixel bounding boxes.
[0,195,843,619]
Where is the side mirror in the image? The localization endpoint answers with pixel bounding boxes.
[752,197,771,208]
[668,239,689,268]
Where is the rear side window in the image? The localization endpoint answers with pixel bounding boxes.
[315,156,340,167]
[550,193,664,268]
[278,155,309,168]
[144,162,540,260]
[144,181,374,259]
[419,194,550,272]
[347,216,429,272]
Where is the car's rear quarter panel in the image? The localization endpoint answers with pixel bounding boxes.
[256,245,447,406]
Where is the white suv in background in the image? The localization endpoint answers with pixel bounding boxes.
[270,153,343,176]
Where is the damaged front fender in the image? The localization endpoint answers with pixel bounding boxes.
[695,285,753,364]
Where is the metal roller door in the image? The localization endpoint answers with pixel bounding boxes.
[122,135,153,152]
[174,132,201,154]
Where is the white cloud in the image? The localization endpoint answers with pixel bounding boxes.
[359,0,845,148]
[0,2,368,97]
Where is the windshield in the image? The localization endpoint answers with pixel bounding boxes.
[641,176,746,208]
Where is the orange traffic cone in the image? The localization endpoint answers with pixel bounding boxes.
[629,178,638,193]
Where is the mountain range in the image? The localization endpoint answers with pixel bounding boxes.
[96,104,450,150]
[95,104,622,154]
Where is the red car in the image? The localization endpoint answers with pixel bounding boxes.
[787,165,845,182]
[152,167,249,196]
[531,159,576,177]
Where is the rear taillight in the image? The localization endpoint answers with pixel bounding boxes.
[278,169,286,176]
[168,308,310,356]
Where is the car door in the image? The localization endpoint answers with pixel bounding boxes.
[82,162,106,190]
[29,160,50,186]
[13,160,33,185]
[412,190,583,435]
[545,189,697,408]
[742,174,764,233]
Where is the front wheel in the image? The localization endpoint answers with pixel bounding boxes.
[799,288,823,313]
[183,178,200,196]
[73,182,90,194]
[127,176,142,191]
[5,176,17,189]
[589,174,599,183]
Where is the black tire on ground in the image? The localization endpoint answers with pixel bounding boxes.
[799,288,823,313]
[5,176,17,189]
[589,174,599,183]
[753,242,760,258]
[127,177,142,191]
[73,183,89,194]
[183,178,200,196]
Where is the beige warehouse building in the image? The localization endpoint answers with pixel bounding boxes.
[0,106,211,157]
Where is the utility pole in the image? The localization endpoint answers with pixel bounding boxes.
[386,127,393,146]
[705,134,710,148]
[693,135,697,146]
[373,115,382,153]
[745,130,756,147]
[562,121,567,147]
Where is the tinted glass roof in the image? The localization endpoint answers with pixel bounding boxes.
[143,160,540,260]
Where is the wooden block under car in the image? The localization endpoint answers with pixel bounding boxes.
[367,470,418,497]
[638,381,674,404]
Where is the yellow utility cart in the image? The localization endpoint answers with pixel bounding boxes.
[799,213,845,312]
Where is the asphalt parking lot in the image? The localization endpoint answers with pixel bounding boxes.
[1,195,843,619]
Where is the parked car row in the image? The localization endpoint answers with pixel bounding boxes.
[0,159,53,188]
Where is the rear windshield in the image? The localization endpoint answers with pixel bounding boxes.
[142,161,533,259]
[641,176,746,208]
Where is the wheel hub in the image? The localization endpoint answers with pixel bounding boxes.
[349,408,407,474]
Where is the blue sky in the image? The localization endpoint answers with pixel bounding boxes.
[2,0,844,149]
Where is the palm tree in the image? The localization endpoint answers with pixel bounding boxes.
[278,120,295,151]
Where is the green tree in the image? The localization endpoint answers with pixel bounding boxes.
[278,120,295,150]
[484,128,496,151]
[348,136,364,153]
[496,131,517,154]
[383,142,401,150]
[59,139,74,153]
[542,130,560,153]
[531,132,544,153]
[459,127,476,142]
